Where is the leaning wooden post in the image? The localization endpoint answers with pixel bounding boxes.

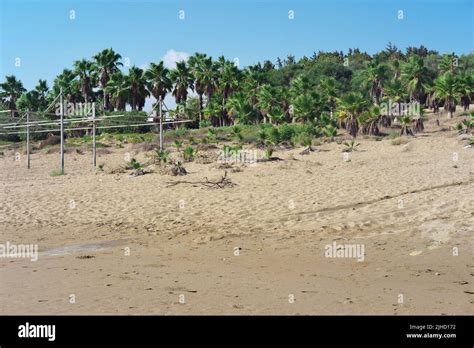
[92,102,96,168]
[26,110,30,169]
[159,96,163,151]
[60,88,65,174]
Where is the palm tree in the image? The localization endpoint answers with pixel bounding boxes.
[401,55,431,131]
[267,105,286,125]
[126,67,149,111]
[390,59,401,80]
[217,58,240,126]
[439,53,458,75]
[203,98,221,126]
[170,61,194,107]
[336,93,369,138]
[188,53,208,123]
[434,72,461,119]
[318,76,339,113]
[279,86,294,123]
[458,73,473,111]
[35,79,49,110]
[201,58,218,108]
[105,72,129,111]
[383,79,408,126]
[399,116,414,136]
[145,61,172,108]
[290,75,312,98]
[401,55,430,103]
[242,69,265,119]
[226,91,255,124]
[358,105,381,136]
[289,75,322,123]
[256,84,275,124]
[195,57,218,123]
[73,59,95,102]
[53,69,80,103]
[292,94,320,123]
[0,75,26,112]
[17,90,40,111]
[93,48,123,110]
[363,59,388,105]
[424,83,440,113]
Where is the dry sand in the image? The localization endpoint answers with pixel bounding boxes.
[0,110,473,314]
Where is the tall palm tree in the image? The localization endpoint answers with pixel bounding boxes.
[401,55,431,131]
[217,59,240,126]
[35,79,49,110]
[188,53,207,110]
[434,72,461,118]
[53,69,80,103]
[93,48,123,110]
[242,68,265,118]
[126,66,149,111]
[439,53,458,75]
[145,61,172,108]
[201,58,218,107]
[401,55,430,103]
[169,61,194,107]
[0,75,26,112]
[190,55,217,123]
[105,71,129,111]
[73,59,95,102]
[363,59,388,105]
[256,84,275,124]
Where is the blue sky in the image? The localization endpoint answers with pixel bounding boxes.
[1,0,473,92]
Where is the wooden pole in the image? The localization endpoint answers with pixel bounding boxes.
[26,110,30,169]
[159,96,163,151]
[60,88,65,174]
[92,102,96,168]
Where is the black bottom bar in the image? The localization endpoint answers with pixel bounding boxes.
[0,315,473,346]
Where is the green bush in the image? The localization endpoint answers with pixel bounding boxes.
[278,124,295,142]
[199,120,211,128]
[269,127,280,144]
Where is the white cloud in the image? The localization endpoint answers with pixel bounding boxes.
[162,49,190,69]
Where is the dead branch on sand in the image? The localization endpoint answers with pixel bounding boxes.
[166,171,236,189]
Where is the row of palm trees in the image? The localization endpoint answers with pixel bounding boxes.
[1,47,473,138]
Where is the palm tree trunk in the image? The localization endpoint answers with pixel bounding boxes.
[198,94,203,124]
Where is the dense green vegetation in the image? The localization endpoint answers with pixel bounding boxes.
[1,44,473,142]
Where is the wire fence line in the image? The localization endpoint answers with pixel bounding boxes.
[1,91,193,172]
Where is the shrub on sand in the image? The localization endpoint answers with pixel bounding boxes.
[183,146,196,162]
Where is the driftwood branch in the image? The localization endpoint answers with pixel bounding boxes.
[166,171,235,189]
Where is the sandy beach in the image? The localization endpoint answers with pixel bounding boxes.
[0,111,473,315]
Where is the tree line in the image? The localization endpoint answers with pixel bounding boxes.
[1,43,473,138]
